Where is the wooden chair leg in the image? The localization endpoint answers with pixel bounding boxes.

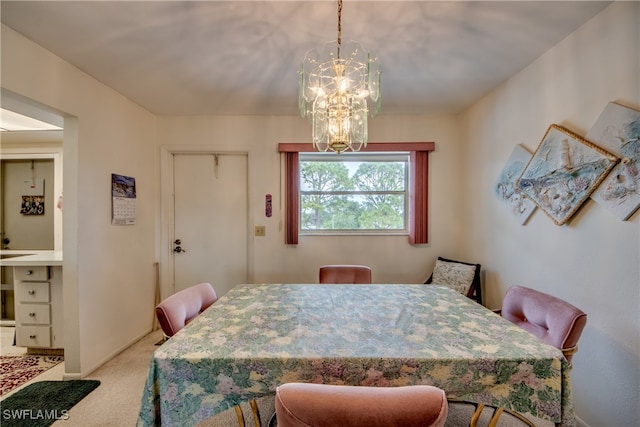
[470,403,485,427]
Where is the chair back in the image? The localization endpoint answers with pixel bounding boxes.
[425,257,482,304]
[275,383,448,427]
[155,282,218,337]
[319,265,372,284]
[501,285,586,363]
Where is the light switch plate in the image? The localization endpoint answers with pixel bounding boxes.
[255,226,266,236]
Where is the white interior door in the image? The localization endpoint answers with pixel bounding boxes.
[173,153,248,297]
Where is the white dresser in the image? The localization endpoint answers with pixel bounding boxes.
[1,251,63,350]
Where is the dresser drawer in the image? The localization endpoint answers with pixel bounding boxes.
[16,304,51,325]
[15,282,50,303]
[16,325,52,347]
[14,266,49,281]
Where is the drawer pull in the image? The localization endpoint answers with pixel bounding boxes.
[28,290,36,295]
[29,312,36,317]
[29,334,37,339]
[26,270,34,275]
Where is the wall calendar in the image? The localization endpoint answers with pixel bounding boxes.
[111,173,136,225]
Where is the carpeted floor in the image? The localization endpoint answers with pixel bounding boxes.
[0,355,64,396]
[0,326,162,426]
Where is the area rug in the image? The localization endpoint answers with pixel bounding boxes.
[0,355,64,396]
[0,380,100,427]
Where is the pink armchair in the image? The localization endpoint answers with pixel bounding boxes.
[155,282,218,338]
[500,285,587,365]
[275,383,448,427]
[319,265,372,284]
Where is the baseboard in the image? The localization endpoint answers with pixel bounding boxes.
[65,328,153,379]
[576,414,590,427]
[26,347,64,356]
[62,372,82,380]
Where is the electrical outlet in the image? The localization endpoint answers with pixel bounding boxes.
[255,226,266,237]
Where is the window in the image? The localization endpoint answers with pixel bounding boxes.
[278,142,434,245]
[300,152,409,233]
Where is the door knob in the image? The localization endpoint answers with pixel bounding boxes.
[173,239,186,253]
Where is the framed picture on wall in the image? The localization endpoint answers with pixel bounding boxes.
[494,144,537,225]
[588,102,640,220]
[516,124,618,226]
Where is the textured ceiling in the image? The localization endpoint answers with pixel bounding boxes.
[1,1,612,116]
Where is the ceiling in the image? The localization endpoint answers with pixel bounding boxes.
[1,1,611,117]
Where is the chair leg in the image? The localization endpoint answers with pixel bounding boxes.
[488,407,504,427]
[234,405,246,427]
[470,403,485,427]
[453,399,536,427]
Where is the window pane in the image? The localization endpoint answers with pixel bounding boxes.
[299,154,408,232]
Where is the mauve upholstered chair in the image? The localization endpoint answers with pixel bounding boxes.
[446,286,587,426]
[319,265,372,284]
[274,383,448,427]
[500,285,587,365]
[155,282,217,338]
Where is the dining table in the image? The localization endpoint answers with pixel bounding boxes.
[137,283,575,427]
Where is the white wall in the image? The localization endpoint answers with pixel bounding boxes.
[460,3,639,426]
[1,25,158,377]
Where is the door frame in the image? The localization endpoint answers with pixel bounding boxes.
[159,145,255,301]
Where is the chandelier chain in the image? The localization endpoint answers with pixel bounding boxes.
[337,0,343,48]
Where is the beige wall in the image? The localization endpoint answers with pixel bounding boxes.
[460,2,639,426]
[1,25,157,378]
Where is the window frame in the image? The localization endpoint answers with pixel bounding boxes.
[299,151,410,235]
[278,142,434,245]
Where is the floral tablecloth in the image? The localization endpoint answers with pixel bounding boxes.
[138,284,574,426]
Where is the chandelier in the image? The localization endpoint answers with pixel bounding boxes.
[299,0,381,154]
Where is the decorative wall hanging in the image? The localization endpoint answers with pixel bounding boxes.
[20,177,45,215]
[20,196,45,215]
[495,144,537,225]
[111,173,136,225]
[517,124,618,226]
[588,102,640,220]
